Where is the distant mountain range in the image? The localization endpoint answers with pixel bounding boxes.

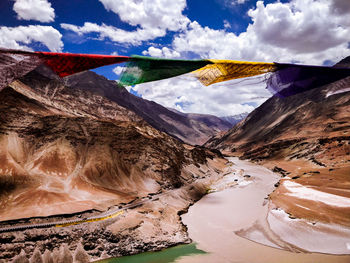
[219,113,249,126]
[65,72,232,145]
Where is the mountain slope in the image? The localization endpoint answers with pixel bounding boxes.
[0,67,229,261]
[205,57,350,158]
[205,57,350,228]
[65,71,232,145]
[0,67,227,221]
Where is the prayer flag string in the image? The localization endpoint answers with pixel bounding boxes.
[1,48,350,98]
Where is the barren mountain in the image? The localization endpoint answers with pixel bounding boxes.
[219,113,249,126]
[205,57,350,228]
[0,67,227,261]
[65,71,232,145]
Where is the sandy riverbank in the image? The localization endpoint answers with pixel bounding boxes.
[177,157,350,263]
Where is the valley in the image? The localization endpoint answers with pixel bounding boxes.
[0,58,350,262]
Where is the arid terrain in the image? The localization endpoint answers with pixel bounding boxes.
[0,67,229,262]
[206,57,350,252]
[1,56,350,262]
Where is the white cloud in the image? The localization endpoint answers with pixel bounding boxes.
[98,0,189,32]
[142,46,180,58]
[172,21,244,59]
[61,22,164,45]
[113,66,125,76]
[62,0,190,45]
[168,0,350,65]
[223,20,231,29]
[330,0,350,16]
[13,0,55,23]
[0,25,63,52]
[248,0,349,54]
[132,74,270,116]
[218,0,247,8]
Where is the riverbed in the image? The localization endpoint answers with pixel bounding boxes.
[177,157,350,263]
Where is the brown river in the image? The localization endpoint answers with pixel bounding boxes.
[177,158,350,263]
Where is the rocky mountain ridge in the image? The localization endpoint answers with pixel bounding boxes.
[65,71,232,145]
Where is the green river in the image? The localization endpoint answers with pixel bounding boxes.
[96,243,206,263]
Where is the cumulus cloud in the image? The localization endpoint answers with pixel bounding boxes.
[248,0,349,54]
[61,22,164,45]
[99,0,189,32]
[62,0,189,45]
[13,0,55,23]
[0,25,63,52]
[132,75,270,116]
[60,0,350,116]
[166,0,350,65]
[142,46,180,58]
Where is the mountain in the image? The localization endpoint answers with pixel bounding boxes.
[219,113,249,126]
[205,57,350,155]
[64,72,232,145]
[0,66,227,261]
[205,57,350,227]
[167,107,233,136]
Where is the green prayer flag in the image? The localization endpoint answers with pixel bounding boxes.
[120,55,212,86]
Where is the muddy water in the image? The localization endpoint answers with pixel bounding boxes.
[177,157,350,263]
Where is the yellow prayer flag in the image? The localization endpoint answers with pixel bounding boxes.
[193,60,277,86]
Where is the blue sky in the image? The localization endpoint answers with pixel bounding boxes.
[1,0,349,116]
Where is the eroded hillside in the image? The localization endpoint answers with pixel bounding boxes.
[0,68,228,261]
[205,58,350,229]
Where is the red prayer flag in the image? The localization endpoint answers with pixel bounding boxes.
[0,48,129,90]
[35,51,129,77]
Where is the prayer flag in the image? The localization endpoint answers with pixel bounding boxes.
[0,48,129,90]
[120,55,212,86]
[268,63,350,97]
[193,60,277,86]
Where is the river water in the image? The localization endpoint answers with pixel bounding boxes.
[99,243,205,263]
[103,157,350,263]
[177,157,350,263]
